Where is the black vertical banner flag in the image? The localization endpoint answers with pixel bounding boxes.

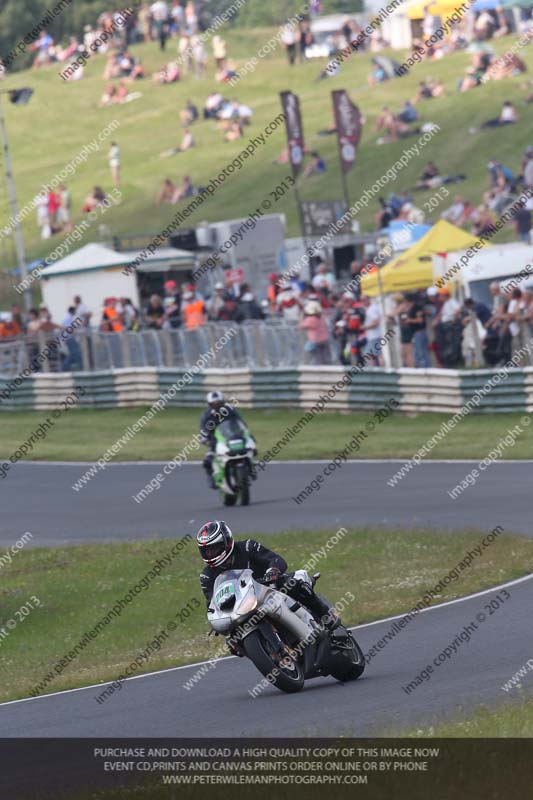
[280,91,305,178]
[331,90,362,174]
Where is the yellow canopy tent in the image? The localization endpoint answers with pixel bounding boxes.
[407,0,467,17]
[361,220,481,296]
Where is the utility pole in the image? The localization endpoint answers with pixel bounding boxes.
[0,88,34,311]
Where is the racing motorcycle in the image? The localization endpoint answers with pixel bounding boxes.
[208,568,365,693]
[212,417,256,507]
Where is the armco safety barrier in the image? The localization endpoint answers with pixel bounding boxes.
[1,367,532,413]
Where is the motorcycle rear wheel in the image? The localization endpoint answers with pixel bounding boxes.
[223,493,237,506]
[242,630,304,693]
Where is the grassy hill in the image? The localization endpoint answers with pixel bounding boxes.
[0,28,532,301]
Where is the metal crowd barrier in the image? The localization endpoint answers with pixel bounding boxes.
[1,320,532,377]
[0,323,315,375]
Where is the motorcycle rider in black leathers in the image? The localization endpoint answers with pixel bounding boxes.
[199,391,253,489]
[197,520,341,631]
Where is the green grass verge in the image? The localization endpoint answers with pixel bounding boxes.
[2,408,533,462]
[0,29,531,301]
[2,527,532,703]
[398,695,533,737]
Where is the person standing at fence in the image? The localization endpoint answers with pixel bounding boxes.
[507,287,527,364]
[276,282,302,321]
[0,313,21,338]
[299,300,331,365]
[163,280,181,328]
[361,295,384,366]
[102,298,124,332]
[144,295,166,329]
[39,311,62,371]
[182,289,206,329]
[207,283,225,320]
[61,306,82,371]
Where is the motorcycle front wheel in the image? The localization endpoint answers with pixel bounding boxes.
[235,463,250,506]
[327,631,366,682]
[242,630,304,693]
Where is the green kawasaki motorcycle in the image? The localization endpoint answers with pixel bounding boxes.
[213,417,257,506]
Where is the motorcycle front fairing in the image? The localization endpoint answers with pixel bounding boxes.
[207,569,267,633]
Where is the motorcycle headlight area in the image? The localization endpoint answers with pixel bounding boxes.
[234,592,257,616]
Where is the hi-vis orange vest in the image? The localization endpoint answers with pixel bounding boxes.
[184,299,205,329]
[267,284,278,311]
[103,307,123,332]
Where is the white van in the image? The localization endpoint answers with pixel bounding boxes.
[307,13,366,59]
[440,242,533,306]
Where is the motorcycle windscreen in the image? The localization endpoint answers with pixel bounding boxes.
[212,569,244,608]
[217,418,247,452]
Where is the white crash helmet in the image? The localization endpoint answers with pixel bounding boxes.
[207,390,225,407]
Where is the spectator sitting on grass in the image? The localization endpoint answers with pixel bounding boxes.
[204,92,224,118]
[180,99,198,126]
[398,201,425,224]
[413,78,445,103]
[456,198,476,227]
[56,36,80,63]
[458,52,492,92]
[215,63,238,83]
[375,105,421,144]
[415,161,440,189]
[470,101,518,133]
[303,151,326,179]
[485,51,527,82]
[153,61,181,84]
[156,177,178,205]
[224,121,243,142]
[471,204,497,237]
[398,99,419,123]
[174,175,195,201]
[487,159,514,191]
[118,50,145,80]
[160,129,195,158]
[82,186,107,213]
[100,84,118,106]
[104,55,122,80]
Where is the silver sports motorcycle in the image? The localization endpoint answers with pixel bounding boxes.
[208,568,365,693]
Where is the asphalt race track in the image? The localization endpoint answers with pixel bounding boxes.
[2,459,531,738]
[2,460,532,546]
[1,576,531,737]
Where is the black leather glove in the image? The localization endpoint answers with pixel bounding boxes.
[262,567,282,584]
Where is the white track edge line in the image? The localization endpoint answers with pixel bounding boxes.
[1,573,531,709]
